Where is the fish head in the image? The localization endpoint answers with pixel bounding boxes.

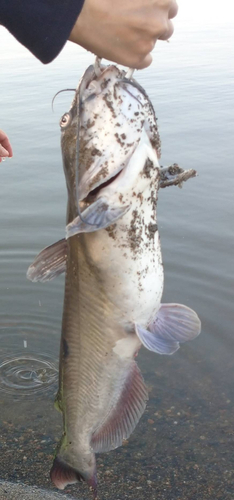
[60,61,161,219]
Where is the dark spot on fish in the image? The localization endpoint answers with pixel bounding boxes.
[128,209,143,254]
[63,339,69,358]
[114,132,125,147]
[91,147,102,157]
[148,223,158,235]
[101,78,111,90]
[105,223,117,240]
[134,112,139,116]
[150,190,158,212]
[142,158,154,179]
[121,133,126,140]
[113,83,118,100]
[119,193,123,202]
[86,119,95,129]
[79,137,96,171]
[137,192,143,205]
[103,92,117,118]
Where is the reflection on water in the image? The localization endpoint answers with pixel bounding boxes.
[0,20,234,500]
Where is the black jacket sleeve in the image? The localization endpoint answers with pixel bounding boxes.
[0,0,85,64]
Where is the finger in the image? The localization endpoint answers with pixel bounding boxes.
[0,145,10,157]
[169,1,178,19]
[134,53,153,70]
[1,137,13,157]
[158,19,174,40]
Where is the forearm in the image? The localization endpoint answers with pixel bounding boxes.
[0,0,85,63]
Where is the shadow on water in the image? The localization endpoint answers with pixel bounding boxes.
[0,22,234,500]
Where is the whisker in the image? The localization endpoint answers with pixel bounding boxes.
[51,89,76,111]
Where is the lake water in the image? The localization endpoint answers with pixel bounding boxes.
[0,19,234,500]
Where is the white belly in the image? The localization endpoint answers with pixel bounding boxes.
[82,157,163,328]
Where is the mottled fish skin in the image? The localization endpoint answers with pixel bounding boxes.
[60,63,161,213]
[49,62,201,498]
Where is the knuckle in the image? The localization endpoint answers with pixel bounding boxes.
[159,20,174,40]
[155,17,169,38]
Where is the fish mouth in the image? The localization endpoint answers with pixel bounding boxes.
[82,168,124,204]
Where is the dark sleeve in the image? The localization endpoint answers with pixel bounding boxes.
[0,0,85,64]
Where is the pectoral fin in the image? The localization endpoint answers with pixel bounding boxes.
[135,303,201,355]
[159,164,197,188]
[66,197,130,238]
[27,239,67,282]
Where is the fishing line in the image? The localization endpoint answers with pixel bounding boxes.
[75,79,97,226]
[74,58,104,227]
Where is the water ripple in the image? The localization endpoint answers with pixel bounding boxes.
[0,319,59,398]
[0,354,58,396]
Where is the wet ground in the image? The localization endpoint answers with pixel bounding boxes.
[0,482,75,500]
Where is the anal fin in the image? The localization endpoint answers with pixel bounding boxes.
[27,239,67,282]
[136,303,201,355]
[91,360,148,453]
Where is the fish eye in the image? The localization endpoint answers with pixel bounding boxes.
[60,112,71,129]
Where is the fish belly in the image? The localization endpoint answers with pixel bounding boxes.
[81,189,163,328]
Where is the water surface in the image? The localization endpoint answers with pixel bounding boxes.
[0,20,234,500]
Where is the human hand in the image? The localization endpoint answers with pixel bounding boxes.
[0,130,13,162]
[69,0,178,69]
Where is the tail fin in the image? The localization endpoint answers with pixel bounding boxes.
[50,454,97,499]
[50,456,83,489]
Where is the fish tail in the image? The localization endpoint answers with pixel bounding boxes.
[50,449,97,497]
